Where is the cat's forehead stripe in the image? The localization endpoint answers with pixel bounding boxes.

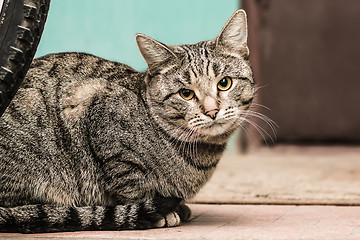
[212,62,220,77]
[180,43,213,82]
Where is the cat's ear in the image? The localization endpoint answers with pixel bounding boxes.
[215,9,249,57]
[135,33,177,74]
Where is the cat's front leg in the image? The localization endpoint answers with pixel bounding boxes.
[102,153,156,204]
[101,152,191,228]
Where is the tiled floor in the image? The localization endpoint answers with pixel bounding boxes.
[2,204,360,240]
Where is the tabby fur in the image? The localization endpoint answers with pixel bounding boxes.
[0,10,254,233]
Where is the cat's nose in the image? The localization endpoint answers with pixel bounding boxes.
[205,109,219,120]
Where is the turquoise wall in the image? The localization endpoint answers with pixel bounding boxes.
[35,0,239,72]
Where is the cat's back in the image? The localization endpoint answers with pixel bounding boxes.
[0,52,143,159]
[27,52,142,120]
[3,52,142,120]
[23,52,140,92]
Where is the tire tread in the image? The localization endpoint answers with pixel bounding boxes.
[0,0,50,117]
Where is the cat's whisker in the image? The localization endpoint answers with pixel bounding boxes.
[244,110,279,127]
[183,129,191,156]
[180,128,193,160]
[184,127,198,166]
[241,109,277,126]
[155,124,194,172]
[238,121,253,139]
[240,110,278,138]
[186,128,194,159]
[234,116,275,145]
[236,108,277,131]
[172,127,192,171]
[179,135,188,171]
[177,129,189,150]
[237,118,270,146]
[158,122,188,155]
[189,128,197,161]
[254,84,268,93]
[232,119,256,145]
[250,103,272,111]
[192,129,200,161]
[193,130,199,160]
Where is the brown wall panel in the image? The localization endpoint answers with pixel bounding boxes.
[244,0,360,142]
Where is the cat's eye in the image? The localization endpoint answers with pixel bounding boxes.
[217,76,232,91]
[179,89,195,100]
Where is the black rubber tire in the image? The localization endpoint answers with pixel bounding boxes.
[0,0,50,117]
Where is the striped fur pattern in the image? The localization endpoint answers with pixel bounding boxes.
[0,198,180,233]
[0,10,253,233]
[0,198,184,233]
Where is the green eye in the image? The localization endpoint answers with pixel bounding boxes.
[217,76,232,91]
[179,89,195,100]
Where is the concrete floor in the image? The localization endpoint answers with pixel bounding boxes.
[2,204,360,240]
[193,145,360,205]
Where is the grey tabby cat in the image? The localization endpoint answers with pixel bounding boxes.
[0,10,254,233]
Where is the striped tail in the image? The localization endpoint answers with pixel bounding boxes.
[0,198,181,233]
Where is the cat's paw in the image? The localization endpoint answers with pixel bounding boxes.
[176,202,191,222]
[154,211,181,228]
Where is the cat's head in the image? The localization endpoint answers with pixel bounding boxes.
[136,10,254,144]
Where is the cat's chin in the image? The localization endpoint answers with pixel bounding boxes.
[196,121,238,144]
[200,124,230,136]
[199,130,235,145]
